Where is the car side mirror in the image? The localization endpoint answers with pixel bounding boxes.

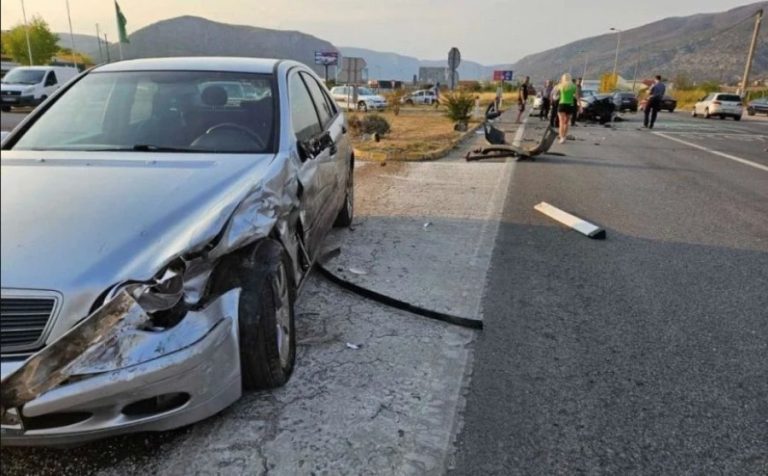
[298,131,334,161]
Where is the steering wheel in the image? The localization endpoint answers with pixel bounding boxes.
[194,123,266,150]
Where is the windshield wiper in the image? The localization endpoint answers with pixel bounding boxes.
[131,144,202,152]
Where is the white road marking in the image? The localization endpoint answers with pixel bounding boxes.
[653,132,768,173]
[512,112,529,147]
[534,202,606,239]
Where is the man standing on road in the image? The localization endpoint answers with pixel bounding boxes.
[571,77,583,126]
[644,75,666,129]
[516,76,531,123]
[540,80,553,120]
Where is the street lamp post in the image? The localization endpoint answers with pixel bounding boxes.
[610,27,622,79]
[20,0,33,65]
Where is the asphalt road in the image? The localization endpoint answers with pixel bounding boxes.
[450,112,768,474]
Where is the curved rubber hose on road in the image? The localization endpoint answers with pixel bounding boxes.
[316,264,483,330]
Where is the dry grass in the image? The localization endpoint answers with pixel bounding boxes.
[350,111,471,160]
[671,90,708,110]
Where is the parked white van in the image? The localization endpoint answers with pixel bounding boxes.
[1,66,79,111]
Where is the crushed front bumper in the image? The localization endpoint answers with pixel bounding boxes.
[0,290,242,446]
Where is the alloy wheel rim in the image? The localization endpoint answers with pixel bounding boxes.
[274,262,291,367]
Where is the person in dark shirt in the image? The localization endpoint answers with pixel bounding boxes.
[644,75,666,129]
[516,76,531,123]
[540,80,553,120]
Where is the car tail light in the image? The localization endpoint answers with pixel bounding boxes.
[712,101,722,105]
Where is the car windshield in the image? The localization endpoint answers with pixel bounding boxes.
[2,69,45,85]
[717,94,741,102]
[11,70,276,153]
[357,87,375,95]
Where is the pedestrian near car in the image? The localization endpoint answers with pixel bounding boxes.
[516,76,531,123]
[540,80,553,120]
[556,73,577,144]
[570,77,583,126]
[549,85,560,128]
[644,75,666,129]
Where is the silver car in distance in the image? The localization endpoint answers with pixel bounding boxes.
[0,57,354,445]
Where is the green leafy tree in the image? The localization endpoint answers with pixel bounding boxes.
[4,16,59,65]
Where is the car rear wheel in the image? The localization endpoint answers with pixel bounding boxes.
[334,156,354,227]
[238,239,296,390]
[357,101,368,112]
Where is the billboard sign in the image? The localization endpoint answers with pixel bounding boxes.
[493,70,514,81]
[315,51,339,66]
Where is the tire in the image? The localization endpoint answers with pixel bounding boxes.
[357,101,368,112]
[406,99,413,105]
[720,115,725,120]
[1,106,10,112]
[747,108,755,116]
[691,108,697,118]
[238,240,296,390]
[734,115,741,121]
[704,108,711,119]
[334,155,354,227]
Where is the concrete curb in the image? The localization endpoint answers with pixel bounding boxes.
[354,122,483,162]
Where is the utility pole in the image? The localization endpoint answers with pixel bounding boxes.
[96,24,103,63]
[20,0,33,65]
[610,27,622,81]
[582,52,589,79]
[65,0,78,70]
[104,33,111,63]
[632,60,639,92]
[739,8,763,97]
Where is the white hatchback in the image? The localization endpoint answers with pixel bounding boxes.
[692,93,743,121]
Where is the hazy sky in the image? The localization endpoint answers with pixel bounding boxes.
[0,0,758,64]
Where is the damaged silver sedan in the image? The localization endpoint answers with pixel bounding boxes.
[0,57,354,445]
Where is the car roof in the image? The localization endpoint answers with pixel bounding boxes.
[94,57,283,74]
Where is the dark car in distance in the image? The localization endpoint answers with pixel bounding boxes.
[639,95,677,112]
[612,92,638,113]
[579,94,616,124]
[747,97,768,116]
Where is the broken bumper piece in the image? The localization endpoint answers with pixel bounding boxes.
[0,290,242,447]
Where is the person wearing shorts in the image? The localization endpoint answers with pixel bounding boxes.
[556,73,577,144]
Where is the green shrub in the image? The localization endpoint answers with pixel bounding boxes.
[360,114,391,136]
[442,90,476,123]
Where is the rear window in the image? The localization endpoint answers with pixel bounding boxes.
[10,70,276,153]
[717,94,742,102]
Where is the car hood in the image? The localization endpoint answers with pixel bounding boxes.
[1,150,278,304]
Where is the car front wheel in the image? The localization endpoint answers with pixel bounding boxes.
[238,239,296,390]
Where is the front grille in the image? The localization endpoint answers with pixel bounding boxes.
[1,297,57,352]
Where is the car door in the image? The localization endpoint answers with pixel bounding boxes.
[301,72,349,213]
[288,69,337,258]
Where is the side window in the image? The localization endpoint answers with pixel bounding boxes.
[289,73,322,142]
[300,72,334,127]
[45,71,58,87]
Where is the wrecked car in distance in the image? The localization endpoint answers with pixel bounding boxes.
[0,57,354,445]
